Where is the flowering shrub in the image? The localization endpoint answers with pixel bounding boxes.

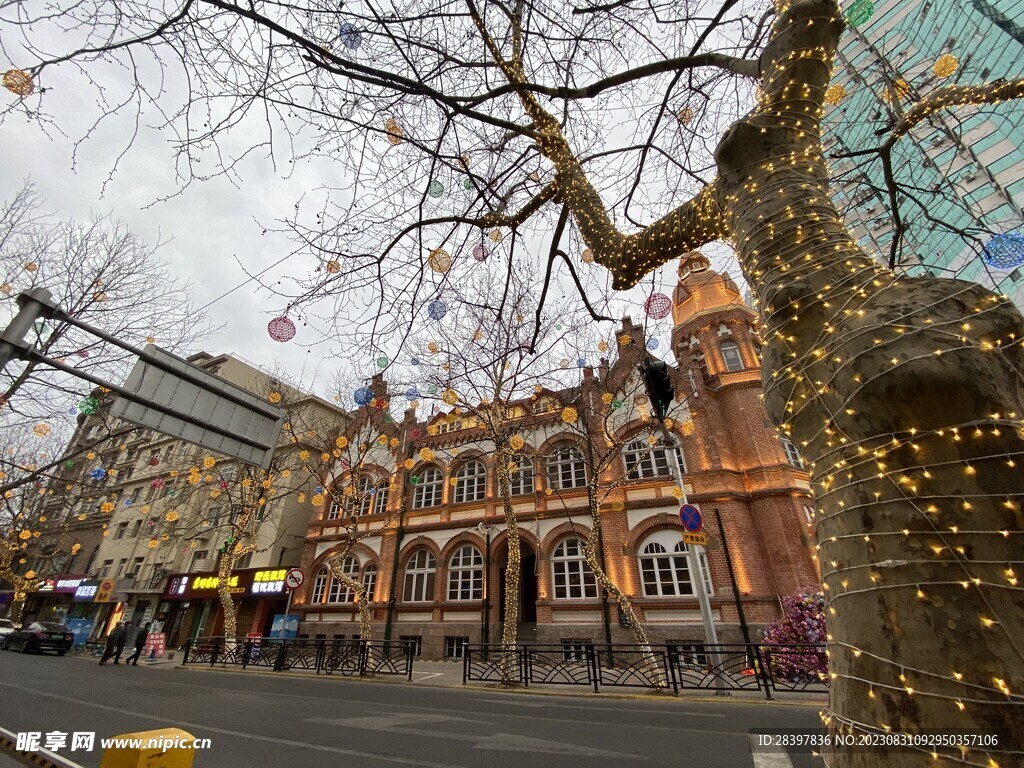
[761,591,827,682]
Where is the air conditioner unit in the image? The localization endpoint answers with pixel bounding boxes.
[964,173,977,183]
[192,558,213,572]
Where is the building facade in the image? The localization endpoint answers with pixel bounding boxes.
[824,0,1024,304]
[295,254,820,660]
[25,352,345,645]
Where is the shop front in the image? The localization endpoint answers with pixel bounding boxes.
[71,578,131,640]
[162,568,292,647]
[24,574,89,624]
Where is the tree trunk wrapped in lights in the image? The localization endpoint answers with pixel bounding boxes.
[326,548,372,641]
[494,440,521,684]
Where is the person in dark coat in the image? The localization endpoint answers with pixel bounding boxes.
[98,623,128,665]
[125,622,150,666]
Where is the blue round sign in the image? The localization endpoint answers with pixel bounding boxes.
[679,504,702,533]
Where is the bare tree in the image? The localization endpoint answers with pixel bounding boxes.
[5,0,1024,763]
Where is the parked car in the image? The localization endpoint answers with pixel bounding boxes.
[1,622,74,655]
[0,619,17,643]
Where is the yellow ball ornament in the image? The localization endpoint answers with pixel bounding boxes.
[824,84,846,105]
[933,54,958,78]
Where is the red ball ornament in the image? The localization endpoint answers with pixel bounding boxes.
[268,316,296,342]
[644,293,672,320]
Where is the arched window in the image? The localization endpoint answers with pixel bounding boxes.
[357,475,373,516]
[453,460,486,503]
[509,455,534,496]
[311,567,328,603]
[447,545,483,600]
[361,563,378,602]
[780,436,803,467]
[720,340,744,372]
[552,537,598,599]
[546,447,587,490]
[326,499,342,520]
[402,549,436,602]
[622,436,685,479]
[638,531,712,597]
[374,481,390,515]
[327,556,359,603]
[413,466,444,508]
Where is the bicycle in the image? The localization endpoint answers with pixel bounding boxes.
[323,643,360,676]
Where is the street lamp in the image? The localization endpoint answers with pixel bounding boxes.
[477,522,493,650]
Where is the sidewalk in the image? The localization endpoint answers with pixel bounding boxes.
[92,653,825,706]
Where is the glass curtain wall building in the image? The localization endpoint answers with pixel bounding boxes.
[823,0,1024,307]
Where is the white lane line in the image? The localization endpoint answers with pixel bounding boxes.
[749,734,795,768]
[0,681,471,768]
[413,673,443,683]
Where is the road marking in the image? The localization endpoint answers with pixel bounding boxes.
[0,681,472,768]
[308,715,638,758]
[412,673,443,683]
[749,734,795,768]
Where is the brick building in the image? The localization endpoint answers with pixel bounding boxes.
[295,253,820,659]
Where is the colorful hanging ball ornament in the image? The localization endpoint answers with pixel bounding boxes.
[32,423,50,437]
[561,407,578,424]
[325,260,341,274]
[676,107,694,124]
[845,0,874,27]
[581,248,594,264]
[442,388,458,405]
[489,229,503,243]
[3,69,34,97]
[151,478,165,489]
[646,337,659,350]
[933,54,958,78]
[428,180,444,198]
[376,355,390,369]
[428,248,452,273]
[472,243,488,262]
[268,316,296,342]
[338,21,362,49]
[824,84,846,105]
[411,356,420,366]
[982,232,1024,270]
[427,299,447,320]
[79,396,99,415]
[577,358,587,368]
[644,292,672,319]
[560,359,569,368]
[463,178,474,191]
[385,117,404,145]
[0,284,11,294]
[406,387,420,400]
[354,386,374,406]
[89,468,107,480]
[23,262,37,272]
[597,340,609,353]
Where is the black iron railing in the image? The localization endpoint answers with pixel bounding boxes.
[463,642,828,699]
[181,636,415,679]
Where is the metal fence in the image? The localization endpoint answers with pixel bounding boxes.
[181,636,415,680]
[463,643,828,699]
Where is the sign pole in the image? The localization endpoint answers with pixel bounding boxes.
[283,588,294,635]
[660,421,719,647]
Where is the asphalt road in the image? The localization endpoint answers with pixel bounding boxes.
[0,651,824,768]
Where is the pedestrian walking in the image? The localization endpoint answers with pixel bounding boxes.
[98,623,128,665]
[125,622,150,666]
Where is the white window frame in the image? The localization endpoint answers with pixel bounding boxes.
[781,436,803,467]
[546,447,587,490]
[447,545,483,600]
[551,538,598,599]
[327,499,342,520]
[327,556,359,603]
[375,481,390,515]
[403,549,436,602]
[638,530,713,597]
[509,455,534,496]
[312,568,328,604]
[453,460,486,503]
[361,564,378,602]
[357,475,373,516]
[720,340,744,372]
[622,437,685,479]
[413,467,444,509]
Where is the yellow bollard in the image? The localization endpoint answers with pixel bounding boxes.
[99,728,197,768]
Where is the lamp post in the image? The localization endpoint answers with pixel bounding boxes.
[477,522,493,651]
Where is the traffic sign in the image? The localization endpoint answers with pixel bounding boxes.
[679,504,703,533]
[682,532,708,547]
[285,568,305,591]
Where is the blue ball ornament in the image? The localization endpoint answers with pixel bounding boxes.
[89,468,106,480]
[982,232,1024,270]
[406,387,420,400]
[427,299,447,320]
[646,337,659,350]
[354,386,373,406]
[339,22,362,49]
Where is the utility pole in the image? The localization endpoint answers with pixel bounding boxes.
[0,287,58,370]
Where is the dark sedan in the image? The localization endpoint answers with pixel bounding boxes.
[1,622,74,655]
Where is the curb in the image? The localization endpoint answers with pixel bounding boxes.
[174,664,824,707]
[0,727,87,768]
